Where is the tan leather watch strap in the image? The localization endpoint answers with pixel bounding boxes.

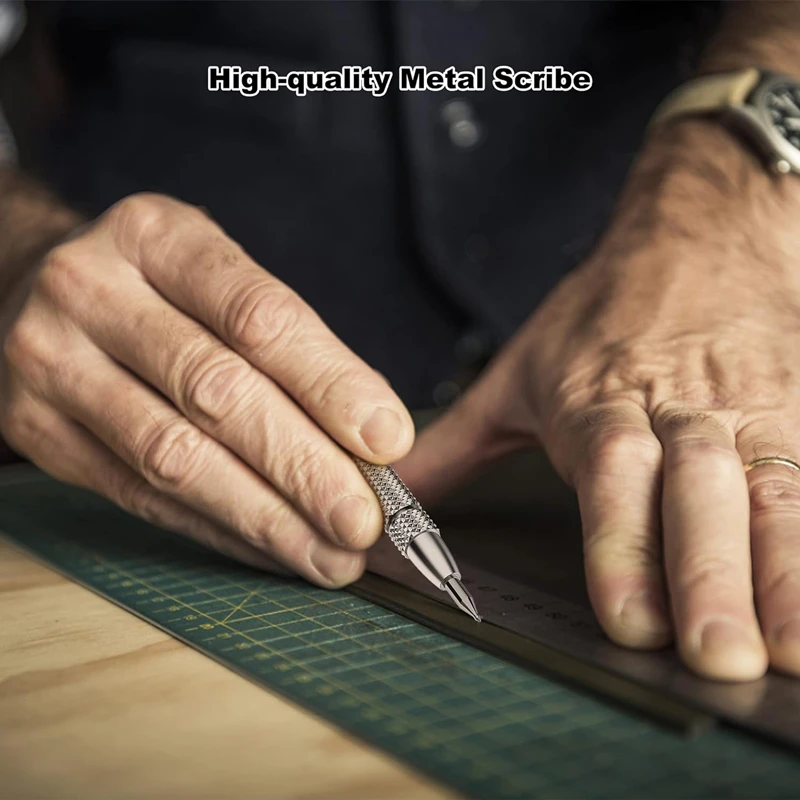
[650,67,761,127]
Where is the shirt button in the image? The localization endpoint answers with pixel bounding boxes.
[441,100,482,149]
[433,380,462,407]
[455,329,492,365]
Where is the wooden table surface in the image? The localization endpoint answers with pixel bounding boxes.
[0,537,454,799]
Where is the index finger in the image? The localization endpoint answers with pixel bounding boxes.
[104,194,414,464]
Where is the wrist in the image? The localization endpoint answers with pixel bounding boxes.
[607,117,800,254]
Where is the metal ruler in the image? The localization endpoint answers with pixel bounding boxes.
[2,467,800,799]
[364,546,800,750]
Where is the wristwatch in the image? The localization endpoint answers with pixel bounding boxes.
[651,67,800,175]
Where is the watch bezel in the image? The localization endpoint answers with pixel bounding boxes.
[735,72,800,174]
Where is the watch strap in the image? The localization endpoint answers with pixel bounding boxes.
[650,68,761,127]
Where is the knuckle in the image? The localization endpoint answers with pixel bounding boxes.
[134,419,207,491]
[107,192,169,230]
[583,525,662,569]
[749,474,800,517]
[115,476,158,521]
[655,408,715,434]
[36,244,91,308]
[181,349,255,425]
[675,554,741,595]
[104,193,178,252]
[279,442,325,502]
[235,501,292,554]
[3,316,54,378]
[3,319,35,372]
[225,282,302,354]
[760,567,800,600]
[667,436,739,471]
[581,426,662,480]
[301,363,350,412]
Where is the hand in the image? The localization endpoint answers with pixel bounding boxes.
[0,193,414,584]
[399,121,800,681]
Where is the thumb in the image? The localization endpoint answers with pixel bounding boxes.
[396,356,540,506]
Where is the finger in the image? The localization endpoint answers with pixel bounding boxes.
[68,271,383,551]
[103,196,414,463]
[556,402,672,650]
[396,398,495,506]
[653,408,768,681]
[738,423,800,676]
[2,388,291,573]
[19,327,365,588]
[397,355,537,505]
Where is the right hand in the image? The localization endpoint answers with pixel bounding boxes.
[0,193,414,585]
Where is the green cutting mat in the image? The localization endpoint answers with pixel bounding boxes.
[2,470,800,799]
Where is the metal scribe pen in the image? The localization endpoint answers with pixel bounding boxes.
[352,457,481,622]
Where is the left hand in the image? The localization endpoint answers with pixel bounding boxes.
[399,121,800,682]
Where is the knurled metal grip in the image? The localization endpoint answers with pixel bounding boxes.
[352,457,439,557]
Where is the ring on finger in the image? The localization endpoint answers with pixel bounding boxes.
[744,457,800,474]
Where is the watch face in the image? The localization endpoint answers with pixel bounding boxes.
[764,82,800,150]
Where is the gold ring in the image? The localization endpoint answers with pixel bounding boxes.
[744,456,800,474]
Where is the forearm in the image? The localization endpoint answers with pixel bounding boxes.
[606,3,800,256]
[700,1,800,75]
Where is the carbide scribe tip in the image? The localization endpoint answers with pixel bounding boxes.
[444,576,481,622]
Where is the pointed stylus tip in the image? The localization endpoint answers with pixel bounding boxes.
[444,576,482,623]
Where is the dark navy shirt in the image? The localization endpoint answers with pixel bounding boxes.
[26,0,721,407]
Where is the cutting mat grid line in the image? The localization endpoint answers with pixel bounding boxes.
[89,549,580,764]
[2,476,800,798]
[115,555,514,746]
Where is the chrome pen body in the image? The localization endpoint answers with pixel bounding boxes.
[353,457,481,622]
